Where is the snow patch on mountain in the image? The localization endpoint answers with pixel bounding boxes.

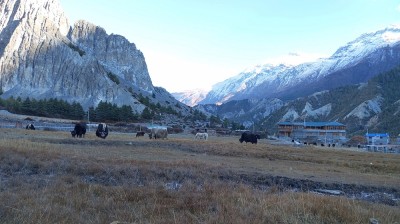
[259,98,285,117]
[329,27,400,71]
[357,83,368,90]
[205,64,292,104]
[393,99,400,116]
[172,89,207,107]
[223,109,246,119]
[382,31,400,43]
[311,90,329,99]
[344,96,383,119]
[302,102,332,118]
[221,64,292,89]
[281,108,300,121]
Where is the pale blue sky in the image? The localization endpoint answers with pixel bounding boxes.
[60,0,400,92]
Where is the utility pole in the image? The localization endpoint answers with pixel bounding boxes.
[87,110,90,132]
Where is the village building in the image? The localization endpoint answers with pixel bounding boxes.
[277,121,347,144]
[365,133,390,152]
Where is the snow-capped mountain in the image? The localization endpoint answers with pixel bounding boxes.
[200,64,293,105]
[172,89,208,107]
[197,64,400,136]
[195,26,400,105]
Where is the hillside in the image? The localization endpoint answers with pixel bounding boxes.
[259,65,400,136]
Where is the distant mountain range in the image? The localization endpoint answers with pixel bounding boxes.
[174,27,400,106]
[171,89,208,107]
[195,65,400,136]
[175,26,400,135]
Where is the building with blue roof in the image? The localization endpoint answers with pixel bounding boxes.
[277,121,347,144]
[398,134,400,145]
[365,133,390,152]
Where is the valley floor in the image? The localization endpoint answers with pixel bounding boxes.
[0,127,399,223]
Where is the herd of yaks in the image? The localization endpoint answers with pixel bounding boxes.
[70,122,109,139]
[25,122,261,144]
[137,130,260,144]
[25,122,109,139]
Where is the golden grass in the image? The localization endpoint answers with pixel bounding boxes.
[0,128,399,223]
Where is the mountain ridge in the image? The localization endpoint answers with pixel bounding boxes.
[261,65,400,136]
[189,26,400,135]
[196,65,400,136]
[0,0,191,117]
[174,26,400,106]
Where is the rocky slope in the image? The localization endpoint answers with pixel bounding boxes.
[260,65,400,136]
[0,0,189,115]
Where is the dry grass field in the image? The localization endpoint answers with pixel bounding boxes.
[0,128,399,223]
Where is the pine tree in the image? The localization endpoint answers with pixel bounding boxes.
[141,107,153,120]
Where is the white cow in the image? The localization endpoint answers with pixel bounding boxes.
[150,128,168,140]
[195,132,208,140]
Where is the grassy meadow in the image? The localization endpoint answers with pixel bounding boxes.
[0,128,399,223]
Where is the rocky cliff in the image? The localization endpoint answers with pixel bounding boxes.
[0,0,157,112]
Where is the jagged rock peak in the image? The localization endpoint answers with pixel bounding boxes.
[69,19,154,92]
[0,0,70,36]
[0,0,155,112]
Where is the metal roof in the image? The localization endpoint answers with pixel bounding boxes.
[277,121,345,127]
[365,133,389,137]
[147,125,168,129]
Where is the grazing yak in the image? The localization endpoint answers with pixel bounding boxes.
[96,123,109,139]
[136,131,145,137]
[149,128,168,140]
[26,123,35,130]
[195,132,208,140]
[239,132,260,144]
[71,123,86,138]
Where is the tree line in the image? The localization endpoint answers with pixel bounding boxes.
[0,97,140,122]
[0,96,210,124]
[0,96,243,130]
[0,97,85,120]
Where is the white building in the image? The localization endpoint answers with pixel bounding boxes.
[365,133,390,152]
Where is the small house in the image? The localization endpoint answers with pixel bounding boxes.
[365,133,390,152]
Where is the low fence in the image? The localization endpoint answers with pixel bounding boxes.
[0,122,146,133]
[0,121,83,132]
